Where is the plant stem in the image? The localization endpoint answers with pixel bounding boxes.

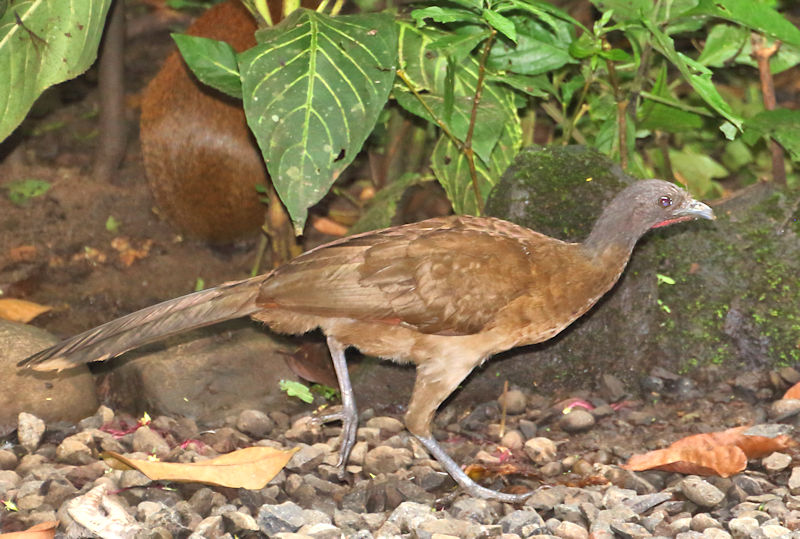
[751,34,785,185]
[463,28,496,215]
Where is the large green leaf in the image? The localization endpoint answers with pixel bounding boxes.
[394,23,514,165]
[173,34,242,99]
[431,112,521,215]
[239,9,397,233]
[684,0,800,49]
[0,0,111,142]
[743,109,800,162]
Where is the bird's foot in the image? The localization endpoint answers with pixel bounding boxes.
[414,434,532,503]
[314,407,358,473]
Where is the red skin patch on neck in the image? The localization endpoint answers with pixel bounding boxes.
[651,216,692,229]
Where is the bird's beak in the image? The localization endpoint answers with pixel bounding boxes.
[676,199,715,221]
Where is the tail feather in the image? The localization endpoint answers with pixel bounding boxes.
[18,277,265,371]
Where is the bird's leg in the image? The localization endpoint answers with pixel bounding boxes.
[315,336,358,473]
[406,357,532,503]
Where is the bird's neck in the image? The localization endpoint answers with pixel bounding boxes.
[581,198,648,260]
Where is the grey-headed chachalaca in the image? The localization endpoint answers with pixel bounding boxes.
[20,179,714,502]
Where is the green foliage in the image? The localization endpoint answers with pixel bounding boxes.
[4,179,51,206]
[0,0,112,141]
[279,379,314,403]
[3,0,800,229]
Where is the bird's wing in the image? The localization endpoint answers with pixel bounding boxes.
[257,216,553,335]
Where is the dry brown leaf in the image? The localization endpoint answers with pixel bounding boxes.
[623,445,747,477]
[783,381,800,400]
[312,217,348,237]
[9,245,37,262]
[111,237,153,267]
[670,426,796,459]
[101,446,299,489]
[0,298,52,323]
[0,520,58,538]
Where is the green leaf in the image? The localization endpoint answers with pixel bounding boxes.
[105,216,121,233]
[279,380,314,403]
[0,0,112,142]
[395,24,515,164]
[743,109,800,162]
[643,18,742,130]
[483,9,516,43]
[173,34,242,99]
[685,0,800,48]
[429,29,489,62]
[431,114,521,214]
[4,179,51,206]
[669,147,727,197]
[487,13,576,76]
[697,24,749,67]
[639,64,705,132]
[411,6,482,27]
[599,48,632,62]
[239,10,397,233]
[349,173,426,234]
[488,73,552,97]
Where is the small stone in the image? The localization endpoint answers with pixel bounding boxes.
[297,522,344,539]
[759,523,792,537]
[554,521,589,539]
[609,521,650,538]
[727,516,759,539]
[499,510,546,535]
[450,498,497,525]
[191,515,224,538]
[0,450,18,470]
[285,443,328,473]
[559,409,595,433]
[258,501,306,535]
[500,430,524,450]
[119,469,152,488]
[55,437,93,465]
[365,416,404,433]
[236,409,274,438]
[498,389,527,415]
[356,427,381,445]
[681,477,725,508]
[363,445,413,475]
[788,467,800,495]
[691,513,723,531]
[222,510,260,532]
[386,501,438,532]
[524,437,557,464]
[762,452,792,473]
[17,412,45,453]
[132,426,171,458]
[599,374,627,402]
[769,399,800,419]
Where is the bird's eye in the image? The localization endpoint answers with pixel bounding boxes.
[659,196,673,208]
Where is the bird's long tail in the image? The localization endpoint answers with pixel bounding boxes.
[18,277,266,371]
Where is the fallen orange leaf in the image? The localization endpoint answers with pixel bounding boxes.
[101,446,299,489]
[312,217,348,237]
[623,445,747,477]
[0,298,52,323]
[783,382,800,400]
[0,520,58,538]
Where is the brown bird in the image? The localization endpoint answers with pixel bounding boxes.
[20,179,713,502]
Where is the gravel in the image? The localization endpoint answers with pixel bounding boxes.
[2,368,800,538]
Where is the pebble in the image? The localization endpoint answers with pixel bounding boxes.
[524,437,558,464]
[17,412,46,453]
[498,388,528,415]
[681,476,726,507]
[559,409,596,432]
[762,452,792,473]
[236,409,275,438]
[363,445,413,475]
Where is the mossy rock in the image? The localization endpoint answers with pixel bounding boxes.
[468,145,800,397]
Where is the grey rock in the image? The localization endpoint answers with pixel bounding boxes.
[499,509,546,534]
[498,389,527,415]
[258,501,306,534]
[190,515,225,538]
[222,510,259,532]
[236,409,274,438]
[386,501,439,532]
[525,437,557,464]
[286,443,328,473]
[416,518,484,539]
[365,416,404,433]
[555,521,589,539]
[363,445,413,475]
[17,412,45,453]
[55,437,93,466]
[559,409,595,433]
[0,320,98,435]
[728,517,759,539]
[132,426,170,458]
[691,513,723,531]
[762,452,792,473]
[297,522,344,539]
[681,477,726,507]
[450,498,498,524]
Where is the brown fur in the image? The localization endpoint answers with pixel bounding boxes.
[140,0,267,243]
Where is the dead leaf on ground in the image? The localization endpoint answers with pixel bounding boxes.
[110,237,153,267]
[783,381,800,400]
[312,217,348,237]
[623,425,797,477]
[0,520,58,538]
[101,445,299,489]
[8,245,37,262]
[0,298,52,323]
